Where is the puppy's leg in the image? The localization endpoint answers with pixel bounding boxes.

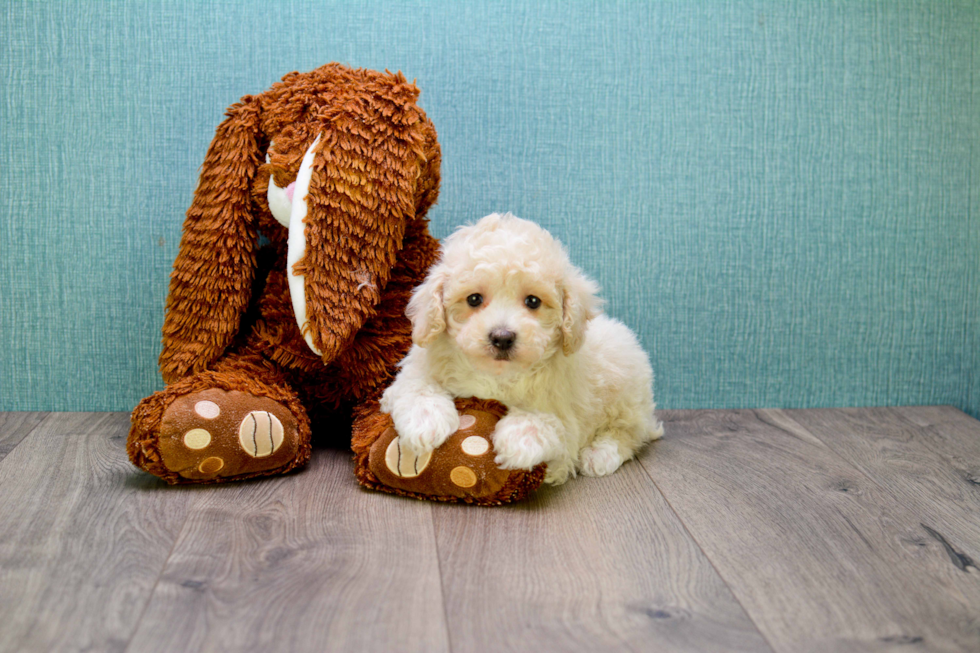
[381,384,459,455]
[579,403,663,478]
[542,455,575,486]
[380,353,459,455]
[492,409,565,471]
[579,436,627,477]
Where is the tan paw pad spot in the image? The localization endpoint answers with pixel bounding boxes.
[458,414,477,430]
[460,435,489,456]
[198,457,224,474]
[194,400,221,419]
[238,411,284,458]
[384,437,432,478]
[183,428,212,450]
[450,466,477,488]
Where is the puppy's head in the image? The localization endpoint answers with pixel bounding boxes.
[408,213,600,374]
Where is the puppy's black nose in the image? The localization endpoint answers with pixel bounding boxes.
[489,329,516,351]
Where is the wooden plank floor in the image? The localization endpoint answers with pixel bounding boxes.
[1,407,978,653]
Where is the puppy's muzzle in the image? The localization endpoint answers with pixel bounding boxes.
[489,328,517,357]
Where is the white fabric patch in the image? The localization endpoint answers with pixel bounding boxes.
[267,174,293,227]
[238,411,285,458]
[286,134,323,356]
[194,400,220,419]
[460,435,489,456]
[265,144,292,227]
[385,436,433,478]
[183,428,212,450]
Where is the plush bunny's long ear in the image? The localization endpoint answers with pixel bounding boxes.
[158,98,263,384]
[292,72,440,364]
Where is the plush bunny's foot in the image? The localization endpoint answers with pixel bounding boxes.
[352,398,545,505]
[129,373,312,484]
[157,389,304,481]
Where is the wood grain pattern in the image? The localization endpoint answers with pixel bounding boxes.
[0,412,192,653]
[0,412,48,462]
[768,407,980,574]
[432,458,773,653]
[126,447,450,653]
[642,409,980,653]
[4,408,980,653]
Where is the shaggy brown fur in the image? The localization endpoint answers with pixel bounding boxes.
[157,64,440,391]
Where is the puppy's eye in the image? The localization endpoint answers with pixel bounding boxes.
[524,295,542,310]
[466,293,483,308]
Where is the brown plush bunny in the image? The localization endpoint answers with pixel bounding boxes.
[128,64,543,503]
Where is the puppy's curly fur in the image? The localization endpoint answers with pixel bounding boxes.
[381,213,663,484]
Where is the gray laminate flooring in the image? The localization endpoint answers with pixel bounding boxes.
[0,407,978,652]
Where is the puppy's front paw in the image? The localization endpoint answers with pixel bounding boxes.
[390,395,460,455]
[492,414,560,470]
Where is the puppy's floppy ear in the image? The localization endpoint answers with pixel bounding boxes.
[407,264,449,347]
[561,268,601,355]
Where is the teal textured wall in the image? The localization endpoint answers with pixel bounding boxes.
[1,1,978,415]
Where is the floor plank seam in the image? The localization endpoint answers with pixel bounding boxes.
[769,408,980,578]
[758,409,902,499]
[0,412,51,464]
[635,453,779,653]
[429,505,456,653]
[120,486,197,653]
[759,408,962,552]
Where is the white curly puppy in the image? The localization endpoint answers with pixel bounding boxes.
[380,213,663,484]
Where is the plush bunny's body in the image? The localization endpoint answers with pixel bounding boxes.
[129,64,441,483]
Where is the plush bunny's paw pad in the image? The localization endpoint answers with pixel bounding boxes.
[363,404,545,504]
[155,389,301,481]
